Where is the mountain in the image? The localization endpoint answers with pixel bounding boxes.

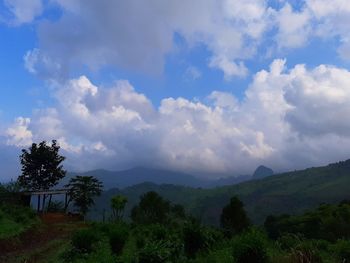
[209,174,251,187]
[90,159,350,225]
[69,167,210,190]
[252,165,274,179]
[67,166,260,190]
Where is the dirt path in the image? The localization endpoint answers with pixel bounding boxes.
[0,214,86,263]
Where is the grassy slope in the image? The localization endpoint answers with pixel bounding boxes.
[92,160,350,225]
[0,205,39,240]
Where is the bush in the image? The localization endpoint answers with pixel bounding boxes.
[108,224,129,255]
[232,228,269,263]
[332,239,350,262]
[277,233,304,250]
[138,239,176,263]
[183,220,220,258]
[71,228,101,253]
[289,240,323,263]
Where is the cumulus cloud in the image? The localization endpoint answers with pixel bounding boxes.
[5,60,350,176]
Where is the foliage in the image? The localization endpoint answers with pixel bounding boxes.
[131,191,171,224]
[110,195,127,221]
[65,175,103,218]
[108,224,129,255]
[220,196,250,236]
[331,239,350,262]
[231,228,269,263]
[18,140,66,191]
[138,239,178,263]
[0,180,22,193]
[0,204,38,239]
[183,219,220,258]
[71,228,102,253]
[264,202,350,241]
[288,240,324,263]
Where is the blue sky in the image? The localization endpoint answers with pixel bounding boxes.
[2,0,350,180]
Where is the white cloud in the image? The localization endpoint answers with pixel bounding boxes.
[6,117,32,147]
[22,0,272,79]
[4,0,43,25]
[6,60,350,176]
[273,3,311,49]
[5,0,350,76]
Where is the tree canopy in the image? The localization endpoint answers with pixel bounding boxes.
[18,140,66,191]
[131,191,171,224]
[220,196,250,236]
[111,195,128,221]
[65,175,103,218]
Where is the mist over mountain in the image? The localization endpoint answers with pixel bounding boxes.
[68,165,273,190]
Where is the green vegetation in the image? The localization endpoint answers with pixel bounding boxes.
[3,144,350,262]
[110,195,128,221]
[65,175,103,219]
[220,196,250,236]
[52,193,350,262]
[0,204,39,239]
[92,159,350,225]
[18,140,66,191]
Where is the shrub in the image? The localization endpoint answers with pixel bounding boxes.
[277,233,304,250]
[108,224,129,255]
[221,196,250,237]
[183,220,220,258]
[332,239,350,262]
[232,228,269,263]
[289,241,323,263]
[138,239,176,263]
[71,228,101,253]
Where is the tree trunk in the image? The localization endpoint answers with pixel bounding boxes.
[37,195,41,213]
[42,194,46,213]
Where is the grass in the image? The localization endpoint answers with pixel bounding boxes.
[0,205,39,240]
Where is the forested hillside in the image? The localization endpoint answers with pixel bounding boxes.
[91,159,350,224]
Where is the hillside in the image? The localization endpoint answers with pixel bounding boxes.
[67,167,210,190]
[91,159,350,225]
[68,165,271,190]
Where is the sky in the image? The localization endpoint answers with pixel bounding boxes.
[1,0,350,180]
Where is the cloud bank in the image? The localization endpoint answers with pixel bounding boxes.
[4,60,350,178]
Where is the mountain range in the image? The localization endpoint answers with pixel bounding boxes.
[89,159,350,225]
[70,165,270,190]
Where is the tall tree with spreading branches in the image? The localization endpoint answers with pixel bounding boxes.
[18,140,66,212]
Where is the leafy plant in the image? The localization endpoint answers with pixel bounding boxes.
[71,228,101,253]
[220,196,250,236]
[65,176,103,219]
[108,224,129,255]
[231,228,269,263]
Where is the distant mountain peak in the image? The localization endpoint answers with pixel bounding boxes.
[253,165,274,179]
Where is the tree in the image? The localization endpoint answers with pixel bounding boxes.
[65,176,103,219]
[111,195,128,221]
[18,140,66,212]
[131,191,170,224]
[220,196,250,236]
[18,140,66,190]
